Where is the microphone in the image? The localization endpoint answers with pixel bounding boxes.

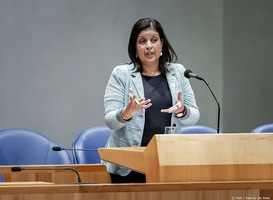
[184,69,220,134]
[52,146,97,151]
[52,146,98,164]
[184,69,204,81]
[11,166,82,183]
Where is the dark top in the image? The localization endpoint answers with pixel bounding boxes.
[141,74,172,146]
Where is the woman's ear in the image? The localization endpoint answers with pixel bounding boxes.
[161,39,164,49]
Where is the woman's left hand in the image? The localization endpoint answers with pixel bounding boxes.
[161,90,184,114]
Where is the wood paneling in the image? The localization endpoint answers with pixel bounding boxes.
[99,134,273,183]
[0,181,273,200]
[0,164,111,184]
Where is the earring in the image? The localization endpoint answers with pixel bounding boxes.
[160,51,162,56]
[136,54,138,58]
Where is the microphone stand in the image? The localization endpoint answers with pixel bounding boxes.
[199,78,220,134]
[184,69,220,133]
[52,147,97,151]
[11,167,82,183]
[52,147,98,164]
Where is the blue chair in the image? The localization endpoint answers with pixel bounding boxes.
[72,126,112,164]
[0,171,3,182]
[181,125,218,134]
[0,128,72,165]
[251,123,273,133]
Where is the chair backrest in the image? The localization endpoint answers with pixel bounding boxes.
[180,125,218,134]
[0,128,72,165]
[0,171,3,182]
[251,123,273,133]
[72,126,112,164]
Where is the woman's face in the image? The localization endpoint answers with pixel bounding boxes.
[136,28,163,68]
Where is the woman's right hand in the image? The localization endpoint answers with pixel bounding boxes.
[121,88,152,120]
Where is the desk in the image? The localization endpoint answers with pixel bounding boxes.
[0,164,111,184]
[1,164,273,199]
[0,180,273,200]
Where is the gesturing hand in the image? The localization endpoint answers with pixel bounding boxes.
[161,90,184,114]
[121,88,152,120]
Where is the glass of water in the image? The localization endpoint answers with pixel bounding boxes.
[164,126,177,134]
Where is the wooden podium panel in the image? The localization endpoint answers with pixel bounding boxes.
[0,180,273,200]
[0,164,111,184]
[98,133,273,183]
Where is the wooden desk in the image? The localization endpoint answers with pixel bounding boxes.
[0,164,111,184]
[1,164,273,199]
[0,180,273,200]
[99,134,273,183]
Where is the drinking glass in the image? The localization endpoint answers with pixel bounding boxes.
[164,126,177,134]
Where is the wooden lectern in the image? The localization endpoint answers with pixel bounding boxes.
[98,133,273,183]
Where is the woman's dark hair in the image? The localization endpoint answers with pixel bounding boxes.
[128,18,178,74]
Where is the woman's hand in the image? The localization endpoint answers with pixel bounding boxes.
[121,88,152,120]
[161,90,184,114]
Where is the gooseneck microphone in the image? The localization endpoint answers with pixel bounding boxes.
[52,146,97,164]
[184,69,220,134]
[11,166,82,183]
[52,146,97,151]
[184,69,204,81]
[52,146,98,164]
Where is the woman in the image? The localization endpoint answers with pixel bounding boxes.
[103,18,200,183]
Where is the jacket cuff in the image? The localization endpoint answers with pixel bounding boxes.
[175,106,191,120]
[116,108,132,123]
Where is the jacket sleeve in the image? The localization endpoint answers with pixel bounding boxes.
[104,65,130,130]
[176,64,200,126]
